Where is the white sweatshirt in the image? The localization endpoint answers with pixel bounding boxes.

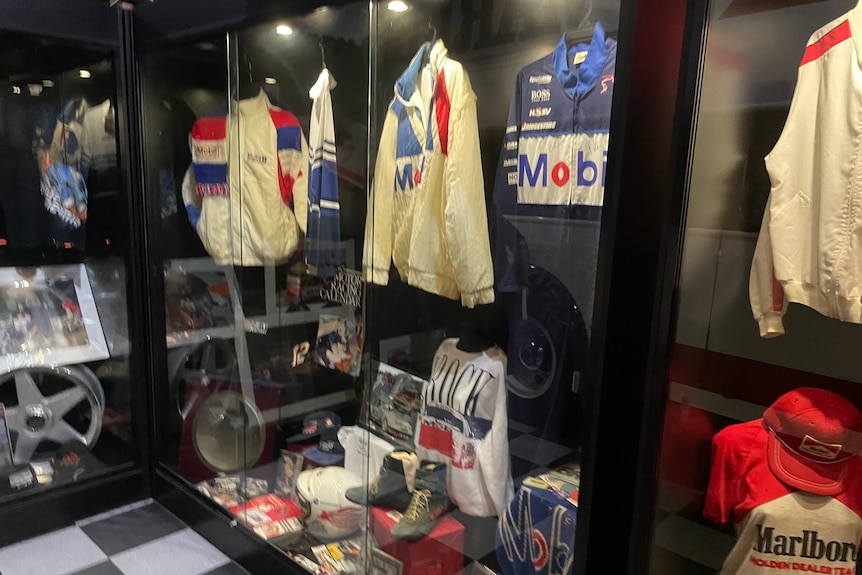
[363,40,495,308]
[417,338,512,517]
[751,8,862,337]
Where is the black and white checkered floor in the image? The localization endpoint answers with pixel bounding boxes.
[0,500,249,575]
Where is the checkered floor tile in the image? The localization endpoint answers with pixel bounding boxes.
[0,500,249,575]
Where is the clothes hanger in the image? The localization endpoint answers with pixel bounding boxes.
[420,23,437,68]
[319,38,327,70]
[565,21,597,49]
[237,50,261,100]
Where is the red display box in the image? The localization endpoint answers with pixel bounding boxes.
[370,506,465,575]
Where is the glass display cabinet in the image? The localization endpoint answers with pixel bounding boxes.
[626,1,862,575]
[0,0,151,545]
[133,0,629,573]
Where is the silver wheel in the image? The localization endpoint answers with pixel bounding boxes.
[167,339,237,421]
[0,366,104,464]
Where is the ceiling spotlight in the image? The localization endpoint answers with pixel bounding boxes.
[42,79,55,88]
[387,0,409,11]
[264,77,278,85]
[276,25,293,36]
[12,86,20,95]
[79,69,91,79]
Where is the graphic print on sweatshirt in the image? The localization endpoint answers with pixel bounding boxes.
[416,339,513,517]
[419,349,497,470]
[722,492,862,575]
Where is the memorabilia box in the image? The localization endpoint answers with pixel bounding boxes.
[370,507,464,575]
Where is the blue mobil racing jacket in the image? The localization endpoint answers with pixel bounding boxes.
[493,23,616,291]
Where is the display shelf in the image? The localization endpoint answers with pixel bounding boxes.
[165,305,351,350]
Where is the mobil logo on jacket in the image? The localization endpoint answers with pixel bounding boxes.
[394,155,426,192]
[516,132,609,206]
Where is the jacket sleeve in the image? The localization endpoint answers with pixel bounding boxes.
[180,163,202,229]
[444,83,495,308]
[749,193,787,338]
[749,49,817,338]
[363,113,397,285]
[492,73,527,293]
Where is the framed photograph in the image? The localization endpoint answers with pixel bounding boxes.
[359,361,426,448]
[314,313,362,376]
[369,548,403,575]
[0,265,108,374]
[163,258,234,343]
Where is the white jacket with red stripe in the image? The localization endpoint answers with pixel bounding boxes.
[750,8,862,337]
[363,40,495,308]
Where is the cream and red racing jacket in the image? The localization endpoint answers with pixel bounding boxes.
[182,89,308,267]
[751,9,862,337]
[362,40,495,308]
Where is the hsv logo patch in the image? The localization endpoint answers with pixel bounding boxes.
[529,107,552,118]
[799,435,842,460]
[246,152,268,164]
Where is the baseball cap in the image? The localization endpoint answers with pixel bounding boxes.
[303,434,345,467]
[285,411,341,443]
[762,387,862,496]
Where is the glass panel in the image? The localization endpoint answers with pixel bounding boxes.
[647,2,862,574]
[0,32,135,499]
[141,1,374,564]
[140,0,622,572]
[364,1,618,573]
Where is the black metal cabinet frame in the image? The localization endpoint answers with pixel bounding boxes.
[0,1,154,544]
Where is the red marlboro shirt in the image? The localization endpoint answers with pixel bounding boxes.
[704,420,862,575]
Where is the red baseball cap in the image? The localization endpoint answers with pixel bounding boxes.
[763,388,862,496]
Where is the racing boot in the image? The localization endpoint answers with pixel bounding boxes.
[391,461,451,541]
[345,451,417,511]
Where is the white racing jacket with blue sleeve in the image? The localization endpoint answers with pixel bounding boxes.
[493,24,617,291]
[307,68,341,279]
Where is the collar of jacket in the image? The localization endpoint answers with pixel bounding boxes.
[392,39,449,112]
[310,67,337,100]
[553,21,611,96]
[236,87,274,118]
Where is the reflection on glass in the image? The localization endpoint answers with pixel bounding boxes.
[649,2,862,575]
[142,0,621,572]
[0,32,133,501]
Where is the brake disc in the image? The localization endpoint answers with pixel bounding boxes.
[192,390,265,473]
[0,366,104,465]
